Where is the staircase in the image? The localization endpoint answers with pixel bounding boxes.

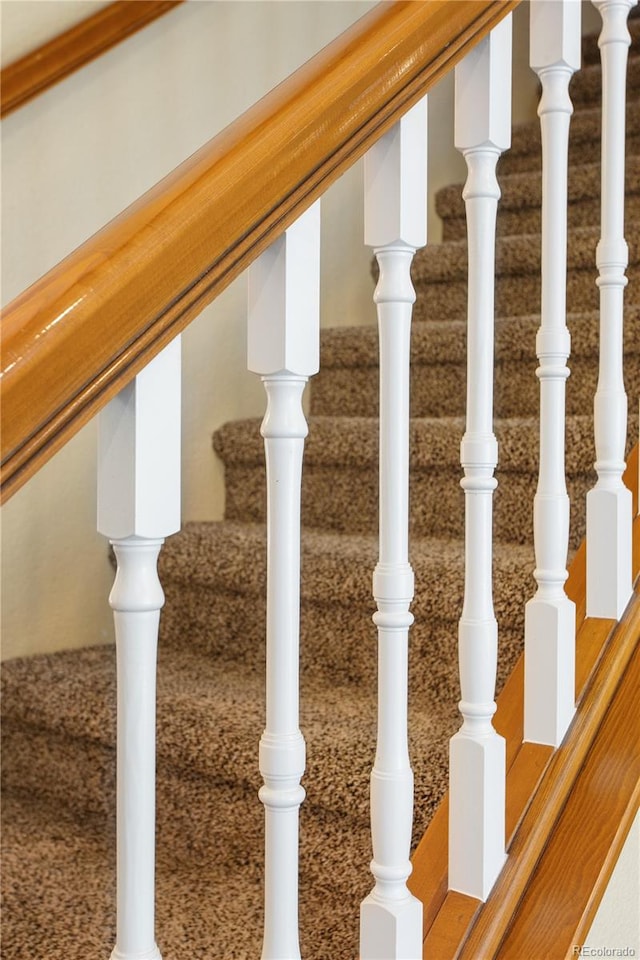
[2,15,639,959]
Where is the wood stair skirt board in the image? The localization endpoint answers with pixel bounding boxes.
[411,449,640,959]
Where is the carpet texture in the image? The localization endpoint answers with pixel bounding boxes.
[2,19,639,960]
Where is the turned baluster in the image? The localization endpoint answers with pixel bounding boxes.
[97,338,181,960]
[360,96,427,960]
[587,0,636,618]
[449,16,512,901]
[247,202,320,960]
[524,0,581,747]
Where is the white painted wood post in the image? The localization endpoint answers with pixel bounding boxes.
[587,0,636,619]
[449,16,511,902]
[247,202,320,960]
[524,0,580,748]
[359,97,427,960]
[97,338,181,960]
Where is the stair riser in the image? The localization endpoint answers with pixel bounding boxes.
[570,55,640,110]
[311,352,640,421]
[499,116,640,177]
[159,589,526,694]
[223,463,594,548]
[441,193,640,242]
[0,665,457,856]
[414,263,640,323]
[582,20,640,67]
[1,732,373,907]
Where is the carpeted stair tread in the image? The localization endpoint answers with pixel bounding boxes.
[1,727,375,901]
[215,413,600,477]
[436,156,640,240]
[582,14,640,65]
[411,224,637,288]
[1,792,369,960]
[569,45,640,109]
[215,414,638,546]
[156,520,534,623]
[412,224,640,322]
[499,99,640,175]
[312,306,640,419]
[0,642,468,833]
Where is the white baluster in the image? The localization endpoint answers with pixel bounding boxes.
[97,338,181,960]
[360,97,427,960]
[449,17,511,901]
[247,202,320,960]
[524,0,581,748]
[587,0,636,619]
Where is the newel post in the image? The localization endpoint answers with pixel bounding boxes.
[449,16,511,902]
[586,0,636,618]
[247,202,320,960]
[524,0,580,747]
[359,96,427,960]
[97,338,182,960]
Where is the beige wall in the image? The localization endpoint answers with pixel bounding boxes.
[583,811,640,956]
[1,0,379,660]
[1,1,598,660]
[1,0,111,64]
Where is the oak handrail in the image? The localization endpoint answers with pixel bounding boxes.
[0,0,518,502]
[0,1,184,119]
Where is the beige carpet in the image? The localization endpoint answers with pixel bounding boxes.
[3,19,640,960]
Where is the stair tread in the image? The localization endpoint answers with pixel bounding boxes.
[1,791,367,960]
[412,224,639,287]
[582,15,640,66]
[214,412,603,475]
[500,99,640,175]
[436,155,640,223]
[570,48,640,108]
[0,641,460,827]
[317,306,640,371]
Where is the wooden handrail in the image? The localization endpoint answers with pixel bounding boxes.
[0,0,518,502]
[0,1,184,119]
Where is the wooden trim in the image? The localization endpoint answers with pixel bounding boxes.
[0,0,519,502]
[409,445,640,958]
[0,1,184,119]
[497,643,640,959]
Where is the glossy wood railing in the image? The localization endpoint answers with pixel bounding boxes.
[0,0,517,503]
[0,1,183,119]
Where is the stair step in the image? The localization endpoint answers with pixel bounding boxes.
[214,414,640,548]
[436,156,640,241]
[156,521,532,669]
[569,46,640,110]
[0,635,488,848]
[581,15,640,66]
[499,99,640,176]
[411,225,640,323]
[1,791,367,960]
[311,306,640,420]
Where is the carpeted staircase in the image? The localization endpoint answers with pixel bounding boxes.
[2,19,639,960]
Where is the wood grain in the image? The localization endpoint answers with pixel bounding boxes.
[498,643,640,959]
[410,448,639,949]
[0,0,518,502]
[0,1,183,119]
[458,590,639,959]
